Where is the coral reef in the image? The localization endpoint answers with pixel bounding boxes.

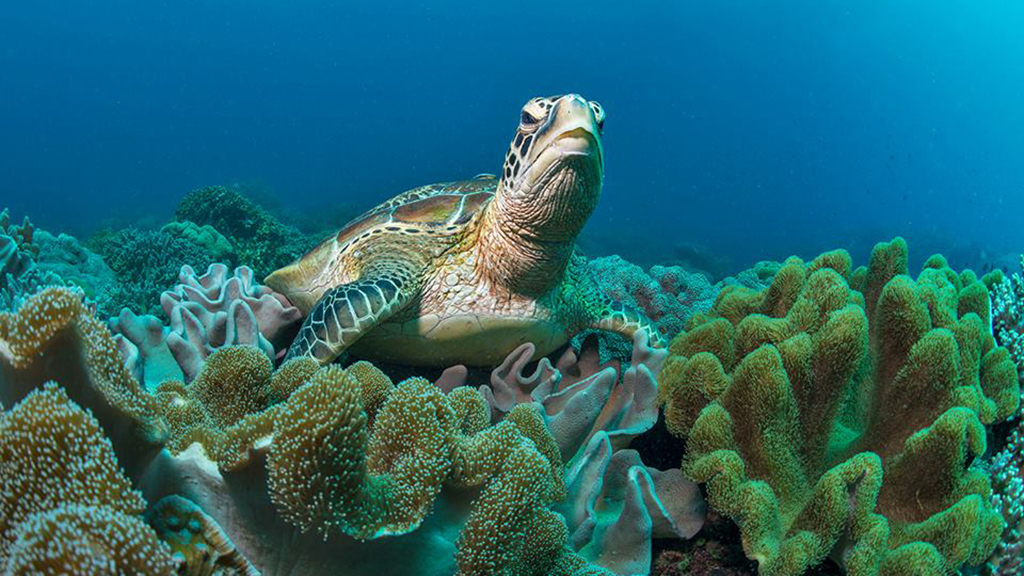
[175,185,313,276]
[112,263,302,389]
[0,234,45,311]
[0,209,119,314]
[658,238,1019,575]
[161,220,236,262]
[986,419,1023,575]
[440,331,706,573]
[91,226,216,317]
[34,230,118,306]
[586,255,721,339]
[143,347,606,575]
[722,260,781,292]
[13,233,1016,575]
[0,383,175,574]
[0,208,38,257]
[981,254,1024,575]
[987,256,1024,375]
[0,210,62,311]
[575,256,778,365]
[8,287,684,574]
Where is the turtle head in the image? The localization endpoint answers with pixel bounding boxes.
[495,94,605,242]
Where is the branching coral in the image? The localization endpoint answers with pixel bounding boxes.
[0,233,43,310]
[0,383,175,574]
[175,185,313,276]
[659,238,1019,576]
[112,263,302,388]
[91,226,216,317]
[986,255,1024,376]
[0,210,65,311]
[986,420,1023,576]
[0,208,38,257]
[0,210,117,313]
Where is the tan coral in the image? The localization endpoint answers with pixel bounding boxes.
[0,383,174,574]
[5,504,176,576]
[0,287,166,474]
[150,349,602,575]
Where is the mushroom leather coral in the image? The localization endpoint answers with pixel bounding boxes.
[0,384,175,575]
[442,331,706,574]
[0,286,166,474]
[113,263,302,388]
[0,288,660,575]
[146,346,607,575]
[659,238,1019,576]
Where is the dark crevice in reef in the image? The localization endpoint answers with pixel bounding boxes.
[631,411,687,471]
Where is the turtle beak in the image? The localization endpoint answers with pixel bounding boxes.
[536,94,603,168]
[264,237,337,315]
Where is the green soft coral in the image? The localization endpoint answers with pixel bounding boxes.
[659,238,1019,576]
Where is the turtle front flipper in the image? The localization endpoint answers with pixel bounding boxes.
[592,300,666,348]
[286,275,417,364]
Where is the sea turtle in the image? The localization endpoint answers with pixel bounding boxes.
[266,94,663,367]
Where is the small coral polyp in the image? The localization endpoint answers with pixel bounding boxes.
[659,238,1020,576]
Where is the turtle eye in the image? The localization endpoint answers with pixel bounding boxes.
[520,110,540,127]
[590,102,605,132]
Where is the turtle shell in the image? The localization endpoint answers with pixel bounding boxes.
[332,175,496,247]
[264,176,497,312]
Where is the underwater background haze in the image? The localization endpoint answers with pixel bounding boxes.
[2,0,1024,274]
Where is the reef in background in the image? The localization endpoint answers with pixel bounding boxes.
[3,185,325,320]
[173,185,320,277]
[1,209,118,314]
[573,255,778,365]
[87,185,322,317]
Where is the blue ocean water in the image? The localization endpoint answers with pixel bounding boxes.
[2,1,1023,275]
